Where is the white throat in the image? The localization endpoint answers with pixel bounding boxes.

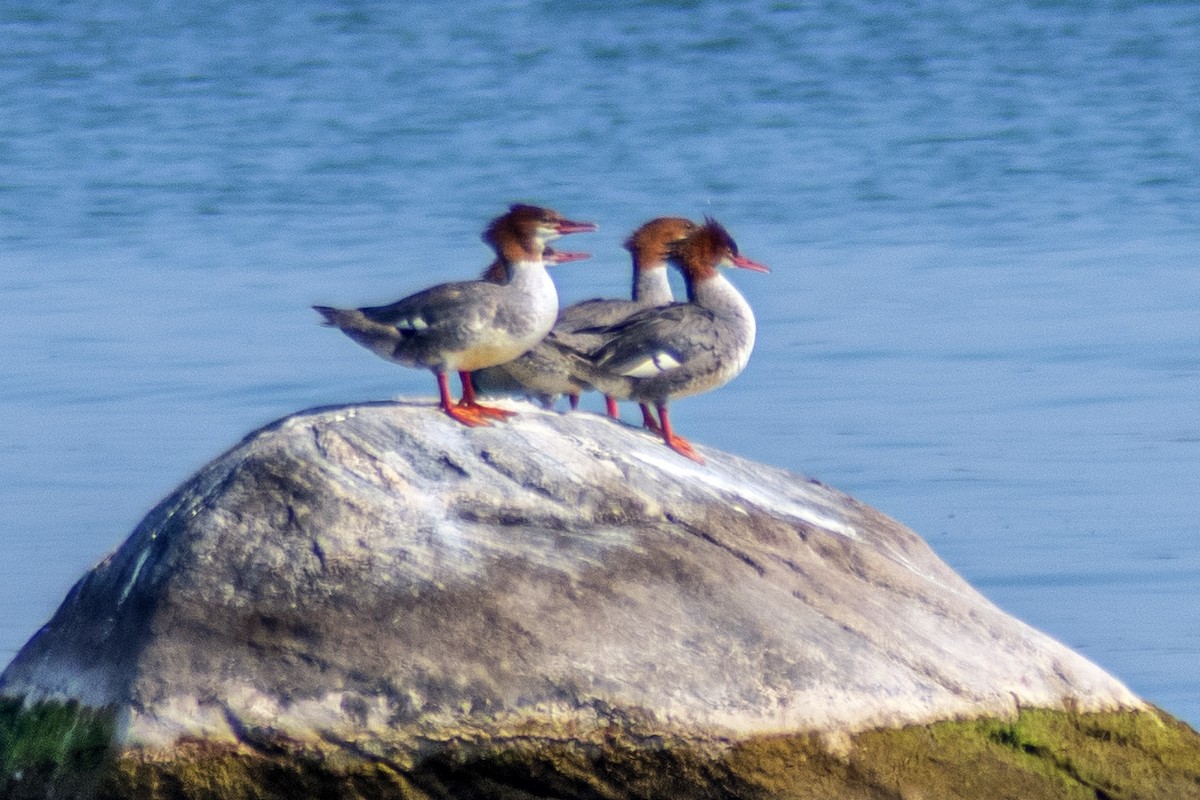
[507,258,559,327]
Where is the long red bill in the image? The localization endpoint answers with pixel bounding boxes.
[731,253,771,273]
[554,219,599,235]
[543,247,592,265]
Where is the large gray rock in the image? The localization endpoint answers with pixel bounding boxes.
[0,400,1141,760]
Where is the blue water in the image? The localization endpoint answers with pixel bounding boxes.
[2,1,1198,725]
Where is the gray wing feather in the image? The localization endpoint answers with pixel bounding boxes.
[590,304,718,376]
[360,281,500,352]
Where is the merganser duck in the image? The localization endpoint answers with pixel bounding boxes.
[473,217,696,423]
[585,218,768,463]
[465,245,597,404]
[313,204,597,427]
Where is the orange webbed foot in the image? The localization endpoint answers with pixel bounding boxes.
[457,400,516,421]
[664,433,704,464]
[653,405,703,463]
[443,403,494,427]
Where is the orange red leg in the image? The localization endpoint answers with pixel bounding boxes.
[657,404,703,464]
[604,395,619,419]
[435,371,492,426]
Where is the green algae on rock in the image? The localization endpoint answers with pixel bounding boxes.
[727,706,1200,800]
[0,698,117,799]
[7,706,1200,799]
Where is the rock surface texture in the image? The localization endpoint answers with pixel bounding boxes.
[2,400,1177,799]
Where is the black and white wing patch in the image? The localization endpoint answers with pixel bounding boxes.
[616,349,686,377]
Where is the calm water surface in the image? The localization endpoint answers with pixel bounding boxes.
[2,1,1198,724]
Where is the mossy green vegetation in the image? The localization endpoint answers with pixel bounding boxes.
[4,704,1200,799]
[730,707,1200,799]
[0,697,118,799]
